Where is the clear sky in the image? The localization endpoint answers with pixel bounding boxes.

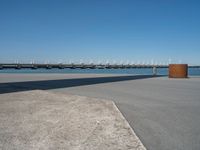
[0,0,200,65]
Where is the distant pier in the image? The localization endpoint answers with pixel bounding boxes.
[0,63,199,70]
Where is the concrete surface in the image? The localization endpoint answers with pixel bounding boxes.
[0,73,125,83]
[53,76,200,150]
[0,74,200,150]
[0,90,146,150]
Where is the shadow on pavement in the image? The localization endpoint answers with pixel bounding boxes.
[0,75,163,94]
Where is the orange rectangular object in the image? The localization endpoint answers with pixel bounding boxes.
[169,64,188,78]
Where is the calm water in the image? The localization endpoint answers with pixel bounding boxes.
[0,68,200,76]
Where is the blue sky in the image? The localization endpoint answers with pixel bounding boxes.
[0,0,200,64]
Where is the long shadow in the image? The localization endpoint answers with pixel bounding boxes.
[0,75,163,94]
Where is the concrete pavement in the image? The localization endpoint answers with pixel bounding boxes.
[0,90,146,150]
[51,76,200,150]
[0,74,200,150]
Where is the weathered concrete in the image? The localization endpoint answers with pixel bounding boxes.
[0,74,200,150]
[0,90,146,150]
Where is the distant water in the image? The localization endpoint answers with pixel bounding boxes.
[0,68,200,76]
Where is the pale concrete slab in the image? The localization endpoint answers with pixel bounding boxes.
[0,90,146,150]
